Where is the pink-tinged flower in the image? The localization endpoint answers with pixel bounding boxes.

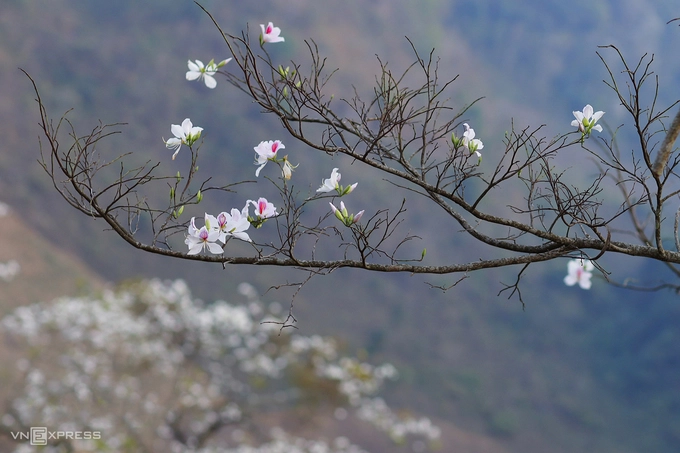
[253,140,285,176]
[186,58,231,89]
[571,104,604,136]
[185,217,223,255]
[224,205,252,242]
[329,201,364,227]
[564,259,595,290]
[260,22,285,44]
[164,118,203,160]
[316,168,358,195]
[206,212,230,243]
[249,197,278,219]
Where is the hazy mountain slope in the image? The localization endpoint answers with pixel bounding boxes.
[0,205,104,313]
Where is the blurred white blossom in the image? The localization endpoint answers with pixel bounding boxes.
[1,279,439,452]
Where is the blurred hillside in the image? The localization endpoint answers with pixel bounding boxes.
[3,0,680,452]
[0,205,104,312]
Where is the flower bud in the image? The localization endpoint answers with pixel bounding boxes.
[451,133,463,148]
[340,201,348,218]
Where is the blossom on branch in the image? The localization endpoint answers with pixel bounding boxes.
[281,155,297,180]
[186,58,231,89]
[249,197,278,219]
[224,205,252,242]
[206,212,230,243]
[164,118,203,160]
[564,259,595,290]
[260,22,285,44]
[452,123,483,164]
[254,140,285,176]
[330,201,364,227]
[462,123,484,163]
[317,168,358,195]
[185,216,223,255]
[571,104,604,137]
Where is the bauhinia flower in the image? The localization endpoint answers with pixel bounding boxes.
[452,123,483,164]
[249,197,278,219]
[564,258,595,290]
[462,123,484,162]
[185,216,223,255]
[223,205,252,242]
[571,104,604,137]
[164,118,203,160]
[186,58,231,89]
[329,201,364,227]
[260,22,285,44]
[281,155,297,180]
[205,212,230,243]
[253,140,285,176]
[316,168,358,196]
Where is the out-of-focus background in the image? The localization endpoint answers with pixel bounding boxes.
[2,0,680,451]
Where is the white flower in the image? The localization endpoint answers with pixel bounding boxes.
[185,217,223,255]
[253,140,284,176]
[260,22,285,44]
[186,58,231,89]
[317,168,341,193]
[317,168,358,195]
[164,118,203,160]
[564,259,595,290]
[249,198,278,219]
[281,156,295,180]
[452,123,484,164]
[462,123,484,155]
[224,205,252,242]
[206,212,230,243]
[571,104,604,136]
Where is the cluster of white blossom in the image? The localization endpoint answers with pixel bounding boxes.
[170,428,369,453]
[0,259,20,281]
[0,201,20,282]
[172,20,606,292]
[1,278,439,452]
[169,21,371,257]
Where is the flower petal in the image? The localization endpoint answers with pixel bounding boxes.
[206,242,224,254]
[255,162,267,177]
[180,118,193,135]
[186,71,201,81]
[171,124,185,139]
[187,60,201,72]
[204,74,217,89]
[582,104,594,119]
